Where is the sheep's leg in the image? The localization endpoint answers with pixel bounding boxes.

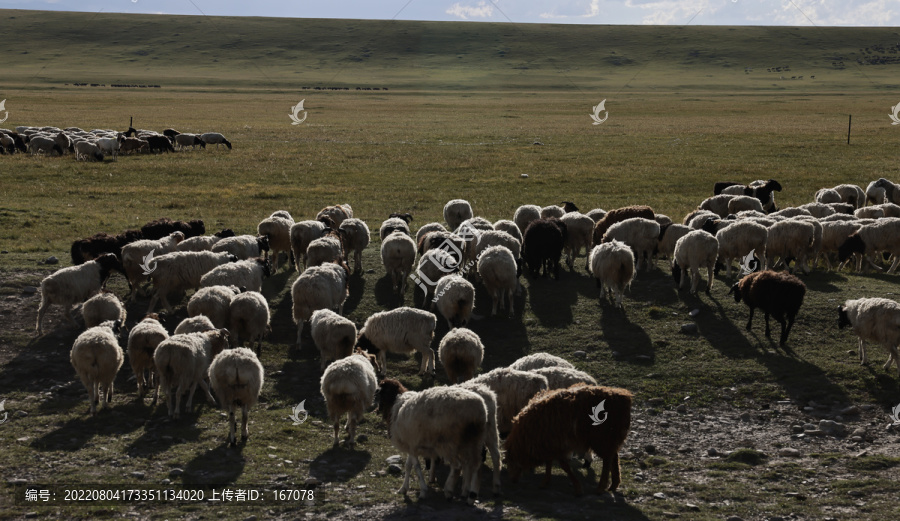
[491,292,499,316]
[199,379,216,406]
[443,463,458,499]
[241,404,250,442]
[679,267,688,289]
[63,305,80,328]
[887,256,900,274]
[507,287,515,316]
[295,320,305,349]
[540,462,553,488]
[145,292,160,313]
[486,441,502,496]
[780,315,795,346]
[411,456,429,498]
[557,457,583,496]
[89,380,98,416]
[859,338,868,365]
[332,418,340,447]
[227,409,236,446]
[172,385,183,419]
[398,455,413,495]
[598,452,612,492]
[345,413,357,448]
[763,312,772,337]
[725,259,733,279]
[745,307,755,332]
[36,301,48,334]
[106,379,115,406]
[690,267,700,295]
[706,265,714,293]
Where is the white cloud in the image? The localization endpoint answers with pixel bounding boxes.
[624,0,711,25]
[446,1,494,20]
[540,0,601,19]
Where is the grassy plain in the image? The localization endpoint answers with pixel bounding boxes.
[1,8,900,521]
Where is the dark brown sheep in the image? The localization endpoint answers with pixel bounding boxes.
[70,229,144,265]
[141,217,206,240]
[522,218,567,279]
[728,270,806,346]
[591,205,655,247]
[505,385,633,496]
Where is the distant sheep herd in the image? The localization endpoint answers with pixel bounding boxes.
[0,125,232,161]
[28,175,900,503]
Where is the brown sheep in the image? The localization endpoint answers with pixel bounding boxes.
[728,270,806,346]
[505,385,633,496]
[591,205,655,247]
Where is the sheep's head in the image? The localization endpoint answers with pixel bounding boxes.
[728,281,742,302]
[143,313,161,322]
[837,305,851,329]
[375,378,407,423]
[207,329,231,357]
[560,201,579,213]
[354,347,380,374]
[389,212,413,224]
[355,332,378,357]
[837,233,864,262]
[255,257,273,277]
[187,219,205,236]
[215,228,236,239]
[94,253,125,278]
[226,254,238,263]
[170,231,186,244]
[700,217,720,236]
[317,215,336,229]
[256,235,270,253]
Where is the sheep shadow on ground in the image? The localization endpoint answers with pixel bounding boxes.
[344,271,368,315]
[31,409,147,452]
[124,414,206,457]
[308,446,372,483]
[374,273,409,309]
[526,271,580,327]
[268,284,298,346]
[181,444,247,485]
[598,301,656,363]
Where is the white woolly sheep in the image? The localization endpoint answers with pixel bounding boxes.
[493,219,523,243]
[457,380,502,495]
[258,215,294,272]
[356,307,437,376]
[291,218,332,271]
[713,220,768,279]
[470,230,521,268]
[36,253,122,335]
[589,240,635,307]
[82,291,126,329]
[532,366,598,390]
[291,262,349,347]
[602,217,660,271]
[456,216,494,235]
[380,213,414,240]
[229,291,270,354]
[766,219,815,274]
[444,199,474,231]
[586,208,607,222]
[792,216,823,271]
[837,218,900,273]
[509,352,574,372]
[513,204,542,235]
[127,314,168,404]
[471,367,549,435]
[211,234,269,261]
[832,184,865,208]
[855,206,884,219]
[438,327,484,384]
[320,352,377,448]
[560,212,595,270]
[306,235,345,268]
[875,203,900,218]
[316,204,353,227]
[145,250,238,313]
[70,320,124,415]
[415,222,448,246]
[96,137,120,161]
[338,218,370,273]
[699,194,736,218]
[208,347,264,446]
[74,140,104,161]
[154,329,231,418]
[838,298,900,377]
[382,230,417,296]
[27,136,64,156]
[770,207,813,219]
[377,379,487,504]
[727,195,765,215]
[685,209,721,229]
[672,230,718,295]
[819,220,864,270]
[866,180,887,206]
[416,248,461,305]
[798,202,836,219]
[656,223,691,260]
[199,132,232,150]
[174,315,216,335]
[200,257,271,293]
[540,205,565,220]
[310,308,358,371]
[432,274,475,328]
[188,285,242,328]
[121,231,185,300]
[477,245,518,316]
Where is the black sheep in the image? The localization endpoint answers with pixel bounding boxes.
[728,270,806,346]
[146,135,174,153]
[522,218,567,279]
[140,217,206,241]
[70,229,143,265]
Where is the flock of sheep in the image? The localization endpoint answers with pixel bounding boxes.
[29,174,900,502]
[0,125,232,160]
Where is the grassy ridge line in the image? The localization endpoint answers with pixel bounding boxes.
[0,9,899,89]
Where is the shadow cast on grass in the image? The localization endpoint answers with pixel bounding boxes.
[31,407,148,452]
[181,443,248,486]
[309,446,372,483]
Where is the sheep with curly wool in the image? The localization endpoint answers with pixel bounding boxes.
[710,220,767,279]
[589,240,635,307]
[229,291,269,354]
[699,194,736,218]
[866,180,887,206]
[729,270,806,346]
[176,229,236,252]
[602,217,660,272]
[258,215,294,272]
[798,202,836,219]
[727,195,765,215]
[127,314,168,404]
[439,327,484,384]
[291,262,349,348]
[382,230,417,296]
[819,220,864,270]
[317,204,353,227]
[513,204,542,235]
[831,184,865,208]
[592,206,655,247]
[505,385,633,496]
[656,223,691,260]
[531,366,597,390]
[838,297,900,377]
[815,188,842,204]
[121,231,185,300]
[444,199,474,232]
[560,211,595,270]
[82,291,127,329]
[154,329,230,418]
[471,367,549,436]
[477,245,518,316]
[414,248,460,305]
[684,209,721,229]
[471,230,521,267]
[356,307,437,376]
[70,320,125,415]
[770,207,812,219]
[432,274,475,328]
[871,178,900,204]
[540,205,565,220]
[380,213,414,240]
[509,353,574,372]
[826,202,855,215]
[310,308,358,371]
[671,230,718,295]
[200,257,271,293]
[208,347,264,446]
[306,234,346,268]
[290,217,334,271]
[145,251,238,312]
[320,351,377,448]
[36,253,123,335]
[377,379,487,504]
[211,234,270,261]
[338,218,370,273]
[837,218,900,273]
[174,315,216,335]
[875,203,900,218]
[492,219,523,243]
[854,206,884,219]
[415,222,448,247]
[765,219,815,274]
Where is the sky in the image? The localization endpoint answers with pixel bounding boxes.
[0,0,898,26]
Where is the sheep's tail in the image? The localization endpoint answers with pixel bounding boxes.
[329,392,355,416]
